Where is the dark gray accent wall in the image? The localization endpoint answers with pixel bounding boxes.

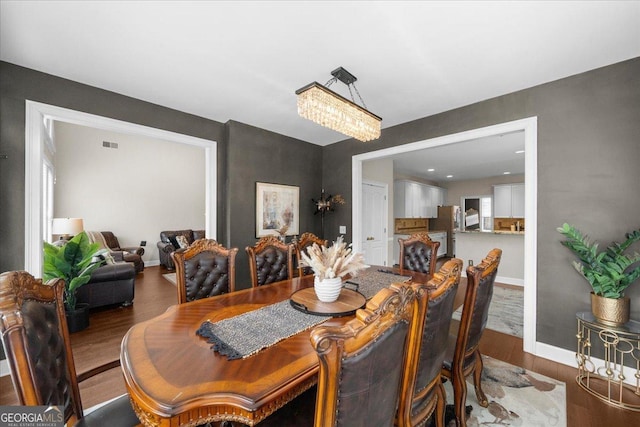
[2,57,639,357]
[0,61,228,273]
[323,57,640,353]
[226,121,323,289]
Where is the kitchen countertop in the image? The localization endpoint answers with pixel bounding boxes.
[456,230,524,235]
[394,229,447,236]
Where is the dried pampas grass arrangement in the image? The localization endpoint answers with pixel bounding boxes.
[299,236,368,281]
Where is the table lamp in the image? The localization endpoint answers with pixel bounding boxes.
[52,217,84,241]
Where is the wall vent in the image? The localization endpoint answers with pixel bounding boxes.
[102,141,119,149]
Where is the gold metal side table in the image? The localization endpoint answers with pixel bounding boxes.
[575,312,640,411]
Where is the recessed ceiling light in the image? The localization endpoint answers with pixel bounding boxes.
[446,175,453,178]
[427,168,435,172]
[503,172,511,175]
[515,150,525,154]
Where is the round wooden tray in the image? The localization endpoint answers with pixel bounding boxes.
[290,287,366,317]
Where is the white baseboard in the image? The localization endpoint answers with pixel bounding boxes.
[461,270,524,287]
[145,259,160,267]
[496,275,524,286]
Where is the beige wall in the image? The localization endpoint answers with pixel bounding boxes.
[441,174,524,207]
[455,232,525,284]
[53,122,206,264]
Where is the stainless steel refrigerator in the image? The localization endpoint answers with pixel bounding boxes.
[431,205,460,257]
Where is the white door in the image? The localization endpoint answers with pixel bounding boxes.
[361,182,388,266]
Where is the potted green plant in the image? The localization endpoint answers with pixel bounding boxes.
[557,223,640,326]
[43,231,105,332]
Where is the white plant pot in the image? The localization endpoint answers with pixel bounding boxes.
[314,276,343,302]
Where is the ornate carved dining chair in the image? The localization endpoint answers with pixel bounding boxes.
[313,283,415,427]
[398,232,440,276]
[441,248,502,427]
[0,271,140,427]
[258,283,415,427]
[396,258,463,427]
[246,235,294,287]
[296,232,328,277]
[171,238,238,304]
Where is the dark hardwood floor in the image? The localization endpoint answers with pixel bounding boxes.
[1,265,637,425]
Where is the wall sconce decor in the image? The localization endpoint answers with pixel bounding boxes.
[313,190,345,238]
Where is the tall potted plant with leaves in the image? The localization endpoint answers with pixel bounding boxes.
[557,223,640,326]
[43,231,105,332]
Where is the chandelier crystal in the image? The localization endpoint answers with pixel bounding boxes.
[296,68,381,142]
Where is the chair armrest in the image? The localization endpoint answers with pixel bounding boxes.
[109,251,125,262]
[120,246,145,256]
[77,359,121,383]
[157,241,175,254]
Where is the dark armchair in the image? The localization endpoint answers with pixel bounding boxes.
[441,248,502,427]
[86,231,144,273]
[295,232,328,277]
[399,232,440,276]
[171,239,238,304]
[100,231,145,273]
[246,235,294,287]
[259,283,415,427]
[77,259,136,309]
[157,229,206,270]
[0,271,140,426]
[397,258,463,427]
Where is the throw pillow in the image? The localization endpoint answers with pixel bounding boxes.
[102,251,117,265]
[176,234,190,249]
[168,235,180,249]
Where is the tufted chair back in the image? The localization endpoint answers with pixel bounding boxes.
[0,271,141,426]
[172,239,238,304]
[399,232,440,276]
[441,248,502,427]
[296,232,327,277]
[397,258,463,427]
[0,272,80,423]
[311,283,415,427]
[246,235,294,287]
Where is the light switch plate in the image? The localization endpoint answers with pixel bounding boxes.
[339,226,346,234]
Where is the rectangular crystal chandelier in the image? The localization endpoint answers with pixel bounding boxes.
[296,67,382,142]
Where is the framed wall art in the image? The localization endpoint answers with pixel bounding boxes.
[256,182,300,237]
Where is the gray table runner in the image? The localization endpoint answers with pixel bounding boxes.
[344,269,412,298]
[197,300,329,360]
[196,269,411,360]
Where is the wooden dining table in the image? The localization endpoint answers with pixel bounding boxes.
[120,267,430,427]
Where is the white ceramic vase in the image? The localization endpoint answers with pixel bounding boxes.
[314,276,343,302]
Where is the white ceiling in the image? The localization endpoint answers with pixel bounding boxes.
[2,1,639,148]
[392,131,525,182]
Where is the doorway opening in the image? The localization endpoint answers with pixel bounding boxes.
[24,101,217,276]
[351,117,537,354]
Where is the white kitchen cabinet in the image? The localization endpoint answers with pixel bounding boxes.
[394,180,445,218]
[511,184,525,217]
[429,231,447,258]
[427,186,446,218]
[395,181,417,218]
[493,183,525,218]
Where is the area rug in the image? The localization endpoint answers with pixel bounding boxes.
[442,356,566,427]
[452,285,523,338]
[163,272,177,285]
